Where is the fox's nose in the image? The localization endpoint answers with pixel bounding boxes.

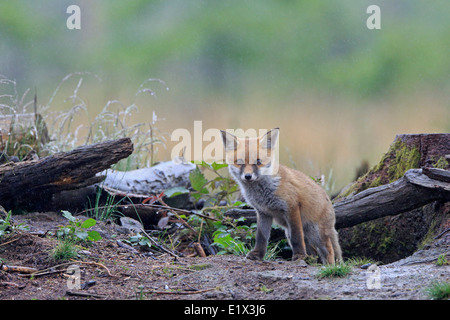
[244,173,252,180]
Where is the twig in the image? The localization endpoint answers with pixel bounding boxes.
[0,281,22,288]
[66,290,106,299]
[0,236,21,247]
[434,228,450,240]
[19,262,85,278]
[145,287,215,295]
[139,228,180,258]
[70,260,113,277]
[1,264,38,274]
[116,239,139,254]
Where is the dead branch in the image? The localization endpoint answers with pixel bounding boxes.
[0,137,133,211]
[145,287,216,295]
[66,290,106,299]
[0,264,38,274]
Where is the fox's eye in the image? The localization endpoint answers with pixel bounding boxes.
[256,159,262,165]
[236,159,244,165]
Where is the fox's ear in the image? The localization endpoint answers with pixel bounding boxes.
[259,127,279,149]
[220,130,239,150]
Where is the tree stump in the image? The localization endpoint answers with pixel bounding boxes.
[336,133,450,263]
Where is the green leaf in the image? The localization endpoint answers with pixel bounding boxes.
[75,231,88,240]
[199,160,212,169]
[87,230,102,241]
[164,186,190,198]
[211,162,228,171]
[129,235,141,243]
[81,218,96,229]
[189,167,209,193]
[191,193,203,201]
[61,210,76,222]
[233,201,245,207]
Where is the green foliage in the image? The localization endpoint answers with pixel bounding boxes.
[188,161,238,205]
[57,211,102,243]
[85,187,124,221]
[211,221,252,256]
[345,256,378,267]
[436,254,449,266]
[50,239,79,261]
[0,210,13,238]
[126,233,154,249]
[0,210,29,238]
[425,281,450,300]
[316,262,352,278]
[189,166,210,199]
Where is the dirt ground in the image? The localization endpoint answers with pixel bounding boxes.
[1,212,449,300]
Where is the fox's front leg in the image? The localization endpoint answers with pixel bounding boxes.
[247,212,273,261]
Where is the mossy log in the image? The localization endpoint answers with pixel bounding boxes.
[337,133,450,263]
[334,168,450,229]
[337,133,450,198]
[0,138,133,211]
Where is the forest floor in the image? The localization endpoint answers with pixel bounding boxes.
[1,212,449,301]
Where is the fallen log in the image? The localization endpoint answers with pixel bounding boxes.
[100,161,196,195]
[334,168,450,229]
[0,138,133,211]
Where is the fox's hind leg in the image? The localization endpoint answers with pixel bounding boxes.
[286,206,307,261]
[331,229,342,263]
[303,222,329,264]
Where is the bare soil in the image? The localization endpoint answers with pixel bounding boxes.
[0,212,448,300]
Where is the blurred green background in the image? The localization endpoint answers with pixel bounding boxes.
[1,0,449,192]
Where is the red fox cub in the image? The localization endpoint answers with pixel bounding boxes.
[220,128,342,264]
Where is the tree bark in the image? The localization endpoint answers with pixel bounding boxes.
[0,138,133,211]
[333,168,450,229]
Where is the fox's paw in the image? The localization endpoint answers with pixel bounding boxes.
[292,253,307,263]
[246,250,264,261]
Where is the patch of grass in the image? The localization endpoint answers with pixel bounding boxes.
[316,262,352,278]
[85,187,124,221]
[188,263,213,271]
[50,239,78,261]
[345,256,378,267]
[435,254,449,266]
[424,281,450,300]
[258,284,274,294]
